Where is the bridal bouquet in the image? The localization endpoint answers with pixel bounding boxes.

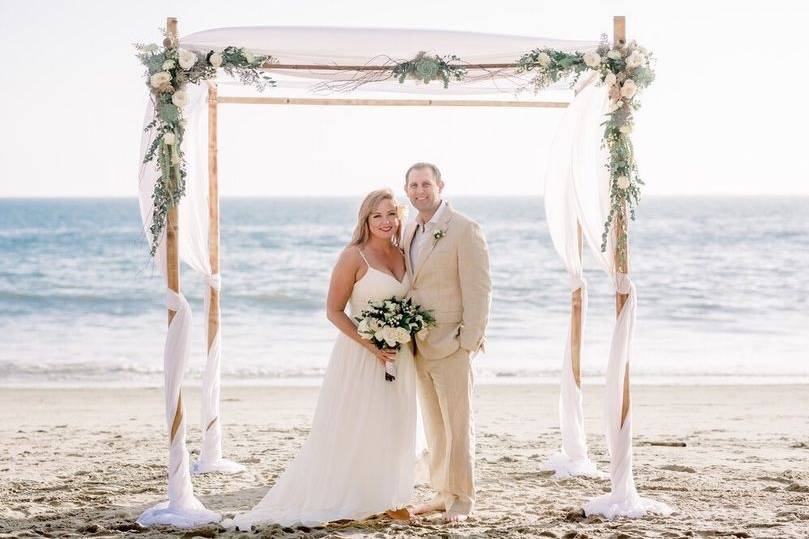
[355,297,435,382]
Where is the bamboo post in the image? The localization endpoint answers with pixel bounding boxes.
[571,223,584,387]
[207,81,220,434]
[164,16,183,444]
[613,15,631,427]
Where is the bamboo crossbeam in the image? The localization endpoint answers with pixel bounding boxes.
[261,62,529,71]
[217,96,569,108]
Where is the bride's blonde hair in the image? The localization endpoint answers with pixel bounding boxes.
[349,189,407,247]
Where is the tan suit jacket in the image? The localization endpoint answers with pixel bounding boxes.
[404,203,492,360]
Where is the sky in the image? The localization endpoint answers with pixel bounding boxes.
[0,0,807,197]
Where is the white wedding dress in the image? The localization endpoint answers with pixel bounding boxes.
[228,259,416,529]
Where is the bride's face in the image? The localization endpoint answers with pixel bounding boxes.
[367,199,400,241]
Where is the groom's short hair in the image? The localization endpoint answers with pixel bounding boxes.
[405,162,442,184]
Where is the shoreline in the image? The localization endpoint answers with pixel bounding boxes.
[3,377,809,390]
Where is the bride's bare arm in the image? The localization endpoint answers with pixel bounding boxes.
[326,248,396,365]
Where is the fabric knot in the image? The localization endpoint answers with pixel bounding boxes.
[206,273,222,291]
[166,289,190,313]
[570,275,586,292]
[615,273,632,294]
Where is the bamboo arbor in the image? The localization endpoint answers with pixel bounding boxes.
[143,15,650,527]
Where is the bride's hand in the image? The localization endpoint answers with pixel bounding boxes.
[370,346,397,366]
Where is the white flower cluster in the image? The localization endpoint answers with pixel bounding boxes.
[356,296,433,349]
[598,44,647,112]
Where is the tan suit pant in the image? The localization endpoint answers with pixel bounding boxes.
[415,346,475,513]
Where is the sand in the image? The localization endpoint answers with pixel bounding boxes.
[1,384,808,538]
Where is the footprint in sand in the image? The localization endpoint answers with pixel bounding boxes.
[660,464,696,473]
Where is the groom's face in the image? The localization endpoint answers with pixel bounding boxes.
[405,168,444,214]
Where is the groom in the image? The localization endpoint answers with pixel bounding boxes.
[402,162,492,522]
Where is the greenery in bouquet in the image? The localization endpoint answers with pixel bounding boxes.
[355,296,436,351]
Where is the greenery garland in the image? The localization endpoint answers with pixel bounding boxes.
[135,32,654,264]
[518,37,655,260]
[135,30,275,255]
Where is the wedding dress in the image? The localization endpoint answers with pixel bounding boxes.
[228,255,416,529]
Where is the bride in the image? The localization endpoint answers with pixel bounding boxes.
[228,189,417,529]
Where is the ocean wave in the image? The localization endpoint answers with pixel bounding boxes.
[2,360,808,388]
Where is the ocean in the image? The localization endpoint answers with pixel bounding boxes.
[1,196,807,387]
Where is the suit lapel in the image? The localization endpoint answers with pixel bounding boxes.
[413,204,454,282]
[403,222,418,280]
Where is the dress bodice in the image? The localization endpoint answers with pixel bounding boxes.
[349,266,411,318]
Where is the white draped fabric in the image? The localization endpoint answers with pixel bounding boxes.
[541,82,602,479]
[180,27,600,97]
[136,290,221,527]
[179,83,245,475]
[544,82,673,518]
[136,95,220,526]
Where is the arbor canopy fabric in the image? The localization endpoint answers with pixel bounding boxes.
[180,26,601,96]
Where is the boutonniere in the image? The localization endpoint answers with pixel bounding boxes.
[432,229,446,246]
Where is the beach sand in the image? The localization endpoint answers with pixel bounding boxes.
[1,384,807,538]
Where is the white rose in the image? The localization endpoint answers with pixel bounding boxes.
[161,59,175,70]
[244,50,255,64]
[357,318,370,335]
[163,132,176,145]
[617,176,630,189]
[171,90,188,108]
[394,327,411,344]
[626,51,645,68]
[620,79,638,99]
[619,124,632,135]
[583,51,601,69]
[178,49,198,70]
[604,72,617,87]
[368,318,380,331]
[143,43,159,53]
[149,71,171,88]
[378,327,399,348]
[209,52,223,68]
[607,49,622,60]
[537,52,551,68]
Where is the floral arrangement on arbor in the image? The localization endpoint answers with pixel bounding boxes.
[136,30,654,263]
[313,51,468,92]
[518,38,655,258]
[135,31,275,255]
[391,51,467,87]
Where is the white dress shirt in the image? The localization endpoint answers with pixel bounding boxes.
[409,200,448,269]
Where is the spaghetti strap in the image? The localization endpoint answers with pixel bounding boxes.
[357,248,370,266]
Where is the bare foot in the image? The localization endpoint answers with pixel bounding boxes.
[412,497,445,515]
[385,507,411,521]
[443,510,469,523]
